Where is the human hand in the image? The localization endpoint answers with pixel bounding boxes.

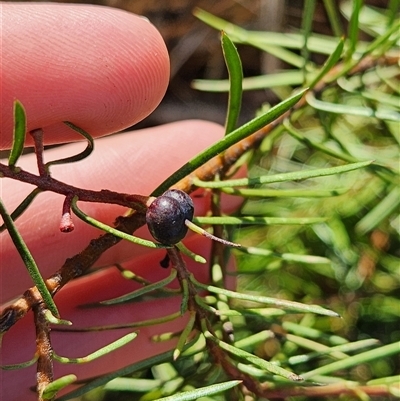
[1,4,230,400]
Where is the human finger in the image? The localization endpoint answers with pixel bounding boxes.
[1,3,169,149]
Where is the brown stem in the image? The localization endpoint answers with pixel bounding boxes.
[0,163,149,212]
[167,247,198,312]
[261,382,396,399]
[33,304,54,401]
[30,129,48,177]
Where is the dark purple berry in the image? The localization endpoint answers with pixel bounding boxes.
[146,190,193,245]
[146,190,194,245]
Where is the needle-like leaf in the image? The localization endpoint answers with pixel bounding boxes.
[8,100,27,167]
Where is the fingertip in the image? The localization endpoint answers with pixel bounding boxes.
[1,3,170,148]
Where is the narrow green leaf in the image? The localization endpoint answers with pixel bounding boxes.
[288,338,380,366]
[54,333,137,364]
[44,310,71,326]
[152,362,178,382]
[191,277,340,317]
[368,375,400,386]
[301,0,316,80]
[286,334,349,359]
[193,160,372,188]
[1,355,38,370]
[238,246,331,265]
[8,100,27,167]
[0,198,59,317]
[100,269,177,305]
[250,43,304,69]
[302,341,400,379]
[56,311,181,333]
[53,312,181,333]
[194,216,326,225]
[355,185,400,235]
[387,0,400,25]
[104,377,162,392]
[153,88,307,195]
[176,243,207,263]
[71,196,168,249]
[221,31,243,135]
[173,311,196,360]
[160,376,184,395]
[42,375,77,400]
[233,330,275,349]
[346,0,363,60]
[255,31,348,55]
[220,187,348,198]
[180,278,189,315]
[309,36,345,87]
[195,8,360,55]
[205,331,303,381]
[185,220,241,247]
[306,91,400,121]
[157,380,241,401]
[330,339,380,353]
[283,119,359,163]
[192,70,303,92]
[323,0,344,37]
[195,295,219,314]
[46,121,94,167]
[283,321,350,345]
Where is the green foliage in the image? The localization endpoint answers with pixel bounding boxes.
[1,1,399,400]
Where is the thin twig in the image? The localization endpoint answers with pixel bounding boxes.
[0,164,149,212]
[262,382,396,399]
[30,129,48,177]
[33,304,54,401]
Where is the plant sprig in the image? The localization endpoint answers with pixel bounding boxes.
[1,2,399,400]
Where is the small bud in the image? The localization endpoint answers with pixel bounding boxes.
[60,213,74,233]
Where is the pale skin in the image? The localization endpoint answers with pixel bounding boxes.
[1,3,236,400]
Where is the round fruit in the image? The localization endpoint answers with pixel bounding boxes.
[146,190,193,245]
